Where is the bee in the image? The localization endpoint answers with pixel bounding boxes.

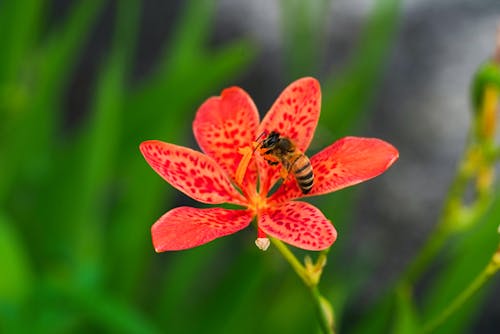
[257,131,314,194]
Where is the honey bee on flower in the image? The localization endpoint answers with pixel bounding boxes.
[256,131,314,194]
[139,77,399,252]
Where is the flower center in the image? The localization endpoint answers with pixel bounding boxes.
[235,142,271,213]
[247,192,269,214]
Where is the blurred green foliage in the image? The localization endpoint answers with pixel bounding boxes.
[1,0,499,333]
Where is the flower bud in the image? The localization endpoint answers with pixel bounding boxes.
[255,237,270,251]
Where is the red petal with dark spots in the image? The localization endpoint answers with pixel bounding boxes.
[152,207,253,251]
[270,137,399,203]
[193,87,260,190]
[256,77,321,193]
[258,201,336,251]
[140,140,246,205]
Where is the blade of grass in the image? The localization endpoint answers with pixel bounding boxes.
[158,0,215,75]
[264,272,317,334]
[153,242,224,328]
[392,285,419,334]
[111,25,255,301]
[0,0,43,83]
[280,0,331,79]
[0,213,33,304]
[192,248,267,334]
[318,0,401,330]
[41,280,161,334]
[350,293,396,334]
[64,0,139,287]
[419,195,500,333]
[0,0,102,204]
[1,0,104,273]
[322,0,401,136]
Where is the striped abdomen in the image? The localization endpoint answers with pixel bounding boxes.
[292,154,314,194]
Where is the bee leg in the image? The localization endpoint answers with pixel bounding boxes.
[279,167,289,180]
[264,156,280,166]
[280,160,292,180]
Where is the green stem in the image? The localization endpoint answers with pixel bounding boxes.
[270,238,334,334]
[421,250,500,333]
[270,238,309,285]
[401,132,485,285]
[311,285,335,334]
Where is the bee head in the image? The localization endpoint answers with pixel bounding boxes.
[261,131,280,149]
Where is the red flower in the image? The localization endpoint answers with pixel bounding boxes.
[140,77,399,252]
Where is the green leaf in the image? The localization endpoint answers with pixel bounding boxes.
[42,281,161,334]
[420,195,500,333]
[159,0,216,74]
[67,0,139,284]
[0,0,103,203]
[322,0,401,135]
[392,285,419,334]
[0,213,33,305]
[263,272,316,334]
[0,0,43,84]
[350,293,395,334]
[109,0,256,298]
[34,0,139,291]
[195,248,266,334]
[280,0,331,79]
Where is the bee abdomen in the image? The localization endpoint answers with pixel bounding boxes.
[293,156,314,194]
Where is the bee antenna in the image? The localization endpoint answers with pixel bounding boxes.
[253,131,268,154]
[254,131,267,142]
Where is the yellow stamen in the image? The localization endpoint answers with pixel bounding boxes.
[235,146,254,186]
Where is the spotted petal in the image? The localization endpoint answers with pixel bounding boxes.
[140,140,246,205]
[152,207,253,251]
[257,77,321,193]
[193,87,260,189]
[270,137,399,203]
[258,201,336,251]
[258,77,321,150]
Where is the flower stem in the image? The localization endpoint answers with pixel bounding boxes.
[271,238,309,284]
[421,246,500,333]
[401,139,474,285]
[402,124,495,286]
[270,238,335,334]
[311,285,335,334]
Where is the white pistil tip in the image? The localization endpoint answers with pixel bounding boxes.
[255,238,270,251]
[497,224,500,234]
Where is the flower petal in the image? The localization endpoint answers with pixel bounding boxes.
[193,87,260,187]
[258,201,336,251]
[140,140,246,205]
[270,137,399,203]
[256,77,321,193]
[258,77,321,151]
[152,207,253,251]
